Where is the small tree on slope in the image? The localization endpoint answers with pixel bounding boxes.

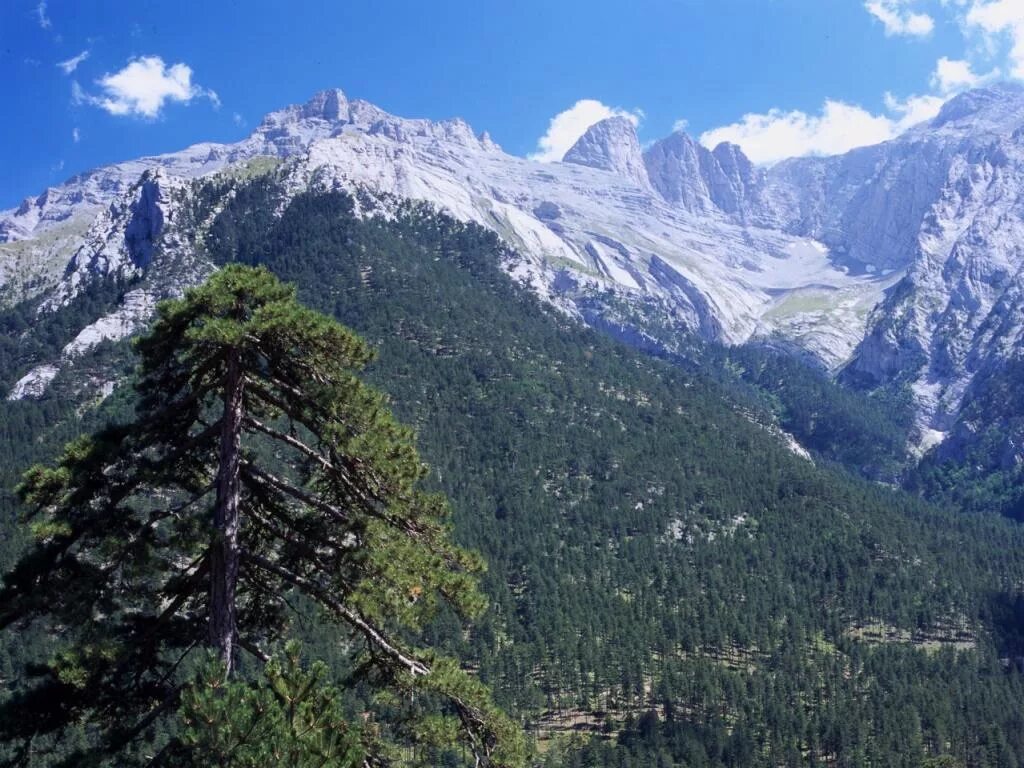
[0,265,522,767]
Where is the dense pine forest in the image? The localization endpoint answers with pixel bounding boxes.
[3,175,1024,766]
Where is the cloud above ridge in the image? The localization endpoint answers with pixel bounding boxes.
[530,99,643,162]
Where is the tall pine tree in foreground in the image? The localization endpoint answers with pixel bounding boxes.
[0,265,523,767]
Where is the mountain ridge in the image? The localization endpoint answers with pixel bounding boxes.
[3,84,1024,466]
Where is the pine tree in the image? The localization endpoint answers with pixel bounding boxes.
[0,265,523,767]
[178,640,364,768]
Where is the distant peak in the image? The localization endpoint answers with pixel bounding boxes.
[479,130,501,152]
[667,128,699,142]
[300,88,349,121]
[642,133,758,214]
[257,88,351,133]
[562,117,650,188]
[932,82,1024,129]
[568,116,638,147]
[711,141,754,174]
[711,140,745,157]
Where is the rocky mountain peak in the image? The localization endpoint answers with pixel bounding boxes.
[643,132,759,215]
[563,117,650,189]
[479,131,501,152]
[300,88,350,121]
[7,83,1024,453]
[643,131,712,210]
[255,88,353,138]
[929,82,1024,133]
[712,141,754,181]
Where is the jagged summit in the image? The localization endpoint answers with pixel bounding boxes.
[0,88,502,244]
[253,88,350,135]
[6,83,1024,448]
[929,82,1024,133]
[300,88,348,121]
[255,88,494,151]
[562,116,651,189]
[642,131,712,210]
[642,130,760,215]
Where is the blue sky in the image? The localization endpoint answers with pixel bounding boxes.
[2,0,1022,208]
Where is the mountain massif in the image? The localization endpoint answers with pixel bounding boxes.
[5,84,1024,467]
[4,84,1024,766]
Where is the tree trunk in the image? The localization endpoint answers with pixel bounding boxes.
[209,349,244,674]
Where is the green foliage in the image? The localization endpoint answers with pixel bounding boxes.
[0,276,132,391]
[177,641,363,768]
[0,265,521,767]
[2,178,1024,767]
[201,182,1024,767]
[910,357,1024,520]
[700,344,915,481]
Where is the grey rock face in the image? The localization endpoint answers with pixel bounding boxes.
[630,84,1024,443]
[123,175,166,270]
[6,83,1024,455]
[643,132,716,212]
[710,142,760,215]
[642,133,763,216]
[0,89,360,246]
[836,86,1024,438]
[563,117,651,190]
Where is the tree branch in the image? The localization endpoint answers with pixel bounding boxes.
[241,462,353,528]
[237,635,270,663]
[243,415,332,473]
[240,550,429,677]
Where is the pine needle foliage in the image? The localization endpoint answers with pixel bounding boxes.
[177,641,363,768]
[0,265,523,767]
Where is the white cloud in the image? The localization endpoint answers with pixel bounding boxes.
[77,56,217,118]
[930,55,996,92]
[699,93,948,165]
[57,50,89,75]
[72,127,80,143]
[692,0,1019,167]
[530,99,643,162]
[964,0,1024,79]
[232,112,246,127]
[35,1,51,29]
[672,118,690,133]
[884,91,946,127]
[700,101,895,164]
[865,0,935,36]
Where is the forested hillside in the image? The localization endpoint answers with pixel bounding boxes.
[3,176,1024,766]
[909,357,1024,522]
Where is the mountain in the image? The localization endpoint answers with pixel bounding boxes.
[0,88,887,384]
[644,131,763,215]
[3,84,1024,477]
[5,182,1024,767]
[563,116,652,190]
[4,80,1024,764]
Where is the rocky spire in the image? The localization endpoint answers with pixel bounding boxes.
[299,88,350,121]
[563,117,651,189]
[643,132,760,215]
[643,131,715,211]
